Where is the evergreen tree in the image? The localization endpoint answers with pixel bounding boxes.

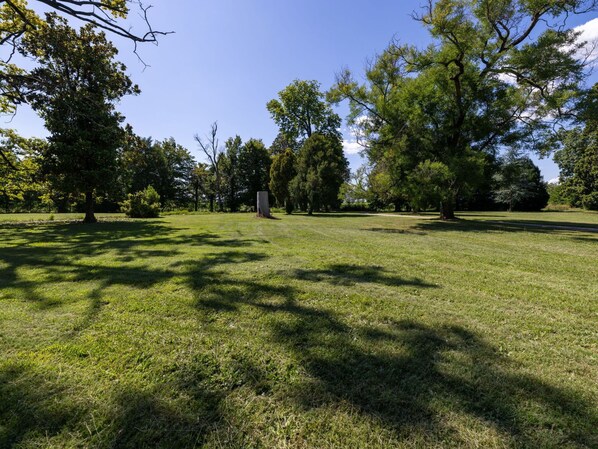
[291,134,348,215]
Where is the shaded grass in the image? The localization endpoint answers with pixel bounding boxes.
[0,212,597,448]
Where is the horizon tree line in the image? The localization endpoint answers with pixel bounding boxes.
[1,1,597,221]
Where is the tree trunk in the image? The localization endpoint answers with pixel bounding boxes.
[209,195,214,213]
[285,198,293,214]
[83,191,97,223]
[439,200,455,220]
[194,186,199,212]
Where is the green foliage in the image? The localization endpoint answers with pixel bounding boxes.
[492,152,549,211]
[269,149,296,213]
[120,130,195,209]
[408,160,453,212]
[268,132,296,155]
[291,134,349,214]
[267,80,341,148]
[18,14,138,223]
[547,183,569,206]
[330,0,594,218]
[237,138,271,208]
[555,117,598,210]
[581,191,598,210]
[220,136,242,211]
[120,185,161,218]
[0,129,51,212]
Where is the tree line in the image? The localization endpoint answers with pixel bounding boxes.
[0,13,350,221]
[1,0,597,221]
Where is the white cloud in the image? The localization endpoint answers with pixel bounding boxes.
[354,115,371,126]
[342,115,370,155]
[573,17,598,64]
[548,177,560,185]
[343,140,363,155]
[497,71,517,84]
[576,17,598,41]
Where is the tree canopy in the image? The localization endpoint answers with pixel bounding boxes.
[0,0,169,117]
[493,150,549,211]
[554,86,598,210]
[19,14,138,222]
[291,133,349,215]
[330,0,596,218]
[269,148,296,213]
[267,80,342,148]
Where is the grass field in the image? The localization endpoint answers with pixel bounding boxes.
[0,211,597,448]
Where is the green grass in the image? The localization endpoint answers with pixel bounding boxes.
[0,213,123,223]
[0,211,596,448]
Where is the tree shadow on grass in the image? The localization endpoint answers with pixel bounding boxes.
[272,310,598,447]
[0,363,81,449]
[0,220,269,333]
[364,227,427,235]
[413,218,598,235]
[189,271,597,447]
[303,213,373,218]
[2,220,597,447]
[0,362,245,449]
[0,222,273,448]
[99,387,230,449]
[289,264,437,288]
[0,221,262,255]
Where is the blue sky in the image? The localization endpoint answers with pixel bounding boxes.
[5,0,598,182]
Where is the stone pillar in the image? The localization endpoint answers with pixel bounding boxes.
[257,191,271,218]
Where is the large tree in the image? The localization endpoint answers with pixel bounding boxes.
[20,14,138,223]
[330,0,596,218]
[267,80,342,149]
[291,133,349,215]
[191,162,215,212]
[0,0,167,110]
[0,0,169,167]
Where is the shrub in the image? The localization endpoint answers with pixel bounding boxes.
[120,186,161,218]
[340,202,370,212]
[581,192,598,211]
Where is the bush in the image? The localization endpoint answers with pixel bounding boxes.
[340,202,370,212]
[581,192,598,211]
[120,186,161,218]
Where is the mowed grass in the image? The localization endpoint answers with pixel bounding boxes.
[0,211,596,449]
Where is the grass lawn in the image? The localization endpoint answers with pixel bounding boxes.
[0,211,596,448]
